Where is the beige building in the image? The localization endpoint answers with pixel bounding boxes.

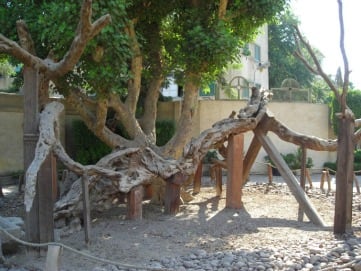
[218,25,270,100]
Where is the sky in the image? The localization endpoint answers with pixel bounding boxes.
[290,0,361,89]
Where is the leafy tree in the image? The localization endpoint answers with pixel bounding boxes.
[1,0,289,155]
[330,90,361,134]
[0,0,289,215]
[268,11,317,89]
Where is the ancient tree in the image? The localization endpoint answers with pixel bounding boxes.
[1,0,360,237]
[0,0,288,239]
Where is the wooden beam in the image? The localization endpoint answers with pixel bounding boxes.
[226,134,244,209]
[255,131,325,226]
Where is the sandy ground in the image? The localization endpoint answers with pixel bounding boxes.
[0,174,361,270]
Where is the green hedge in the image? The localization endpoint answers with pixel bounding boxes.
[323,149,361,174]
[72,120,112,165]
[156,120,175,146]
[330,90,361,134]
[73,119,176,164]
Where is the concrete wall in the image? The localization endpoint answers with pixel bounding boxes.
[0,94,23,173]
[0,93,67,174]
[158,100,336,173]
[0,93,336,174]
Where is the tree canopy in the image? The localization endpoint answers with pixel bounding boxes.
[1,0,289,156]
[268,11,317,89]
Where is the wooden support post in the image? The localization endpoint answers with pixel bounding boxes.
[164,173,187,215]
[38,154,56,245]
[326,171,331,191]
[143,184,153,200]
[127,185,144,220]
[24,66,55,247]
[255,131,325,226]
[215,166,222,197]
[24,66,40,248]
[353,173,360,194]
[164,182,180,215]
[226,134,244,209]
[193,163,202,194]
[45,245,62,271]
[320,171,326,191]
[267,164,273,184]
[298,147,307,222]
[242,135,262,184]
[81,174,91,245]
[306,169,313,189]
[320,170,331,192]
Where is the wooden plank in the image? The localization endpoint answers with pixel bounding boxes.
[127,185,143,220]
[81,174,91,245]
[226,134,244,209]
[193,163,202,194]
[45,245,62,271]
[255,131,325,226]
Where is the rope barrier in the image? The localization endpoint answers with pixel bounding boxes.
[0,226,172,271]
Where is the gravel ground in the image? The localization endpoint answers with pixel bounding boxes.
[0,174,361,271]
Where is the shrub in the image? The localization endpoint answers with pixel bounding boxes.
[156,120,176,146]
[323,161,337,174]
[203,150,219,163]
[264,148,313,170]
[72,120,112,165]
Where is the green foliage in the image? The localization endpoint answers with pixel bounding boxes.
[156,120,175,146]
[72,120,111,165]
[309,77,333,104]
[203,150,219,164]
[323,161,337,174]
[268,11,316,90]
[0,59,15,77]
[264,147,313,170]
[323,149,361,174]
[330,90,361,134]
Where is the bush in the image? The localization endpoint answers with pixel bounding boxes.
[264,147,313,170]
[324,149,361,175]
[156,120,175,146]
[72,120,112,165]
[203,150,219,163]
[323,161,337,174]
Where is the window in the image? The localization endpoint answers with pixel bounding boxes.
[241,87,249,99]
[254,44,261,62]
